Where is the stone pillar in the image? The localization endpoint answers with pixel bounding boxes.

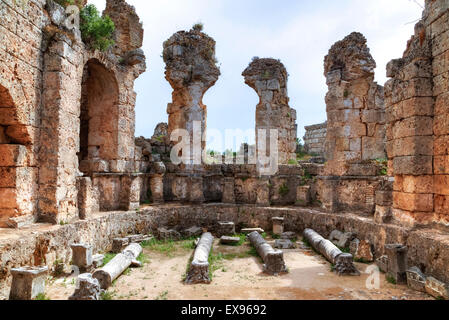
[222,178,235,204]
[163,27,220,163]
[323,32,385,177]
[71,243,93,273]
[272,217,284,235]
[385,244,408,284]
[256,178,270,206]
[243,58,297,165]
[150,162,166,204]
[120,175,141,211]
[189,176,205,203]
[76,177,99,220]
[38,31,84,225]
[9,267,48,300]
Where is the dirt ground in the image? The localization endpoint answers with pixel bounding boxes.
[46,237,433,300]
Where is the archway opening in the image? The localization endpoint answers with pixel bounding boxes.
[79,59,119,174]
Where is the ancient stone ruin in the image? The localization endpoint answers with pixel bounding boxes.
[0,0,449,301]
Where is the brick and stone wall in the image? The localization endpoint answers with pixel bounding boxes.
[0,0,146,227]
[323,32,386,177]
[303,122,327,156]
[0,0,47,227]
[385,0,449,228]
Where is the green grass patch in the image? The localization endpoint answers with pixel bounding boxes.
[386,275,397,285]
[100,290,115,300]
[34,293,51,300]
[102,253,117,267]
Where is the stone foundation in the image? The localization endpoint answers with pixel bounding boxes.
[1,204,449,299]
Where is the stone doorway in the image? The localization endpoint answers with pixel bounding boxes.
[79,59,119,174]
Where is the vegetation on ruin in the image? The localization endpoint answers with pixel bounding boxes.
[279,183,290,197]
[80,4,115,52]
[375,158,388,176]
[192,22,204,32]
[100,290,116,300]
[141,237,197,257]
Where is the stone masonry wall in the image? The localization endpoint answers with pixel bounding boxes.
[324,32,386,177]
[243,58,297,165]
[0,0,47,227]
[0,0,145,226]
[385,0,449,228]
[303,122,327,156]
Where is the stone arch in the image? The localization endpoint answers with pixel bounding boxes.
[79,58,120,174]
[0,84,32,227]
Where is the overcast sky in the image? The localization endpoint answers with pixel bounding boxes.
[89,0,424,152]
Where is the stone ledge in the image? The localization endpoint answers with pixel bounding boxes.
[1,204,449,298]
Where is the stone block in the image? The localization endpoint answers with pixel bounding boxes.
[425,276,449,300]
[157,227,181,241]
[376,255,389,273]
[0,144,27,166]
[241,228,264,234]
[219,236,240,246]
[406,267,427,293]
[216,222,235,237]
[112,238,129,254]
[9,267,48,300]
[272,217,284,235]
[71,243,93,273]
[92,254,105,268]
[281,232,297,241]
[385,244,408,284]
[393,156,433,175]
[274,239,295,249]
[182,226,203,238]
[296,185,311,206]
[393,192,434,212]
[374,205,392,223]
[376,190,393,206]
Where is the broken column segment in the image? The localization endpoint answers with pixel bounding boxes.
[185,232,214,284]
[243,58,297,165]
[385,244,408,284]
[9,266,48,300]
[248,231,288,275]
[93,243,142,289]
[163,27,220,162]
[303,229,359,276]
[150,162,166,204]
[323,32,385,176]
[69,273,102,301]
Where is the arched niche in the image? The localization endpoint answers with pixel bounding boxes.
[79,59,119,174]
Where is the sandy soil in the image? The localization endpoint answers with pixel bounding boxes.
[46,237,433,300]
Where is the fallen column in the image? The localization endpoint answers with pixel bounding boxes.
[303,229,359,276]
[248,231,288,275]
[185,233,214,284]
[93,243,142,289]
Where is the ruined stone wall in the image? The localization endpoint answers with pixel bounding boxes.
[163,28,220,162]
[243,58,297,165]
[0,0,47,227]
[385,0,449,228]
[318,32,387,214]
[2,204,449,299]
[303,122,327,156]
[324,32,386,177]
[0,0,145,227]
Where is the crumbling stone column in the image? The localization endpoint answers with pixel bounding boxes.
[9,267,48,300]
[150,162,166,204]
[243,58,297,165]
[185,233,214,284]
[323,32,386,177]
[163,27,220,163]
[248,231,288,275]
